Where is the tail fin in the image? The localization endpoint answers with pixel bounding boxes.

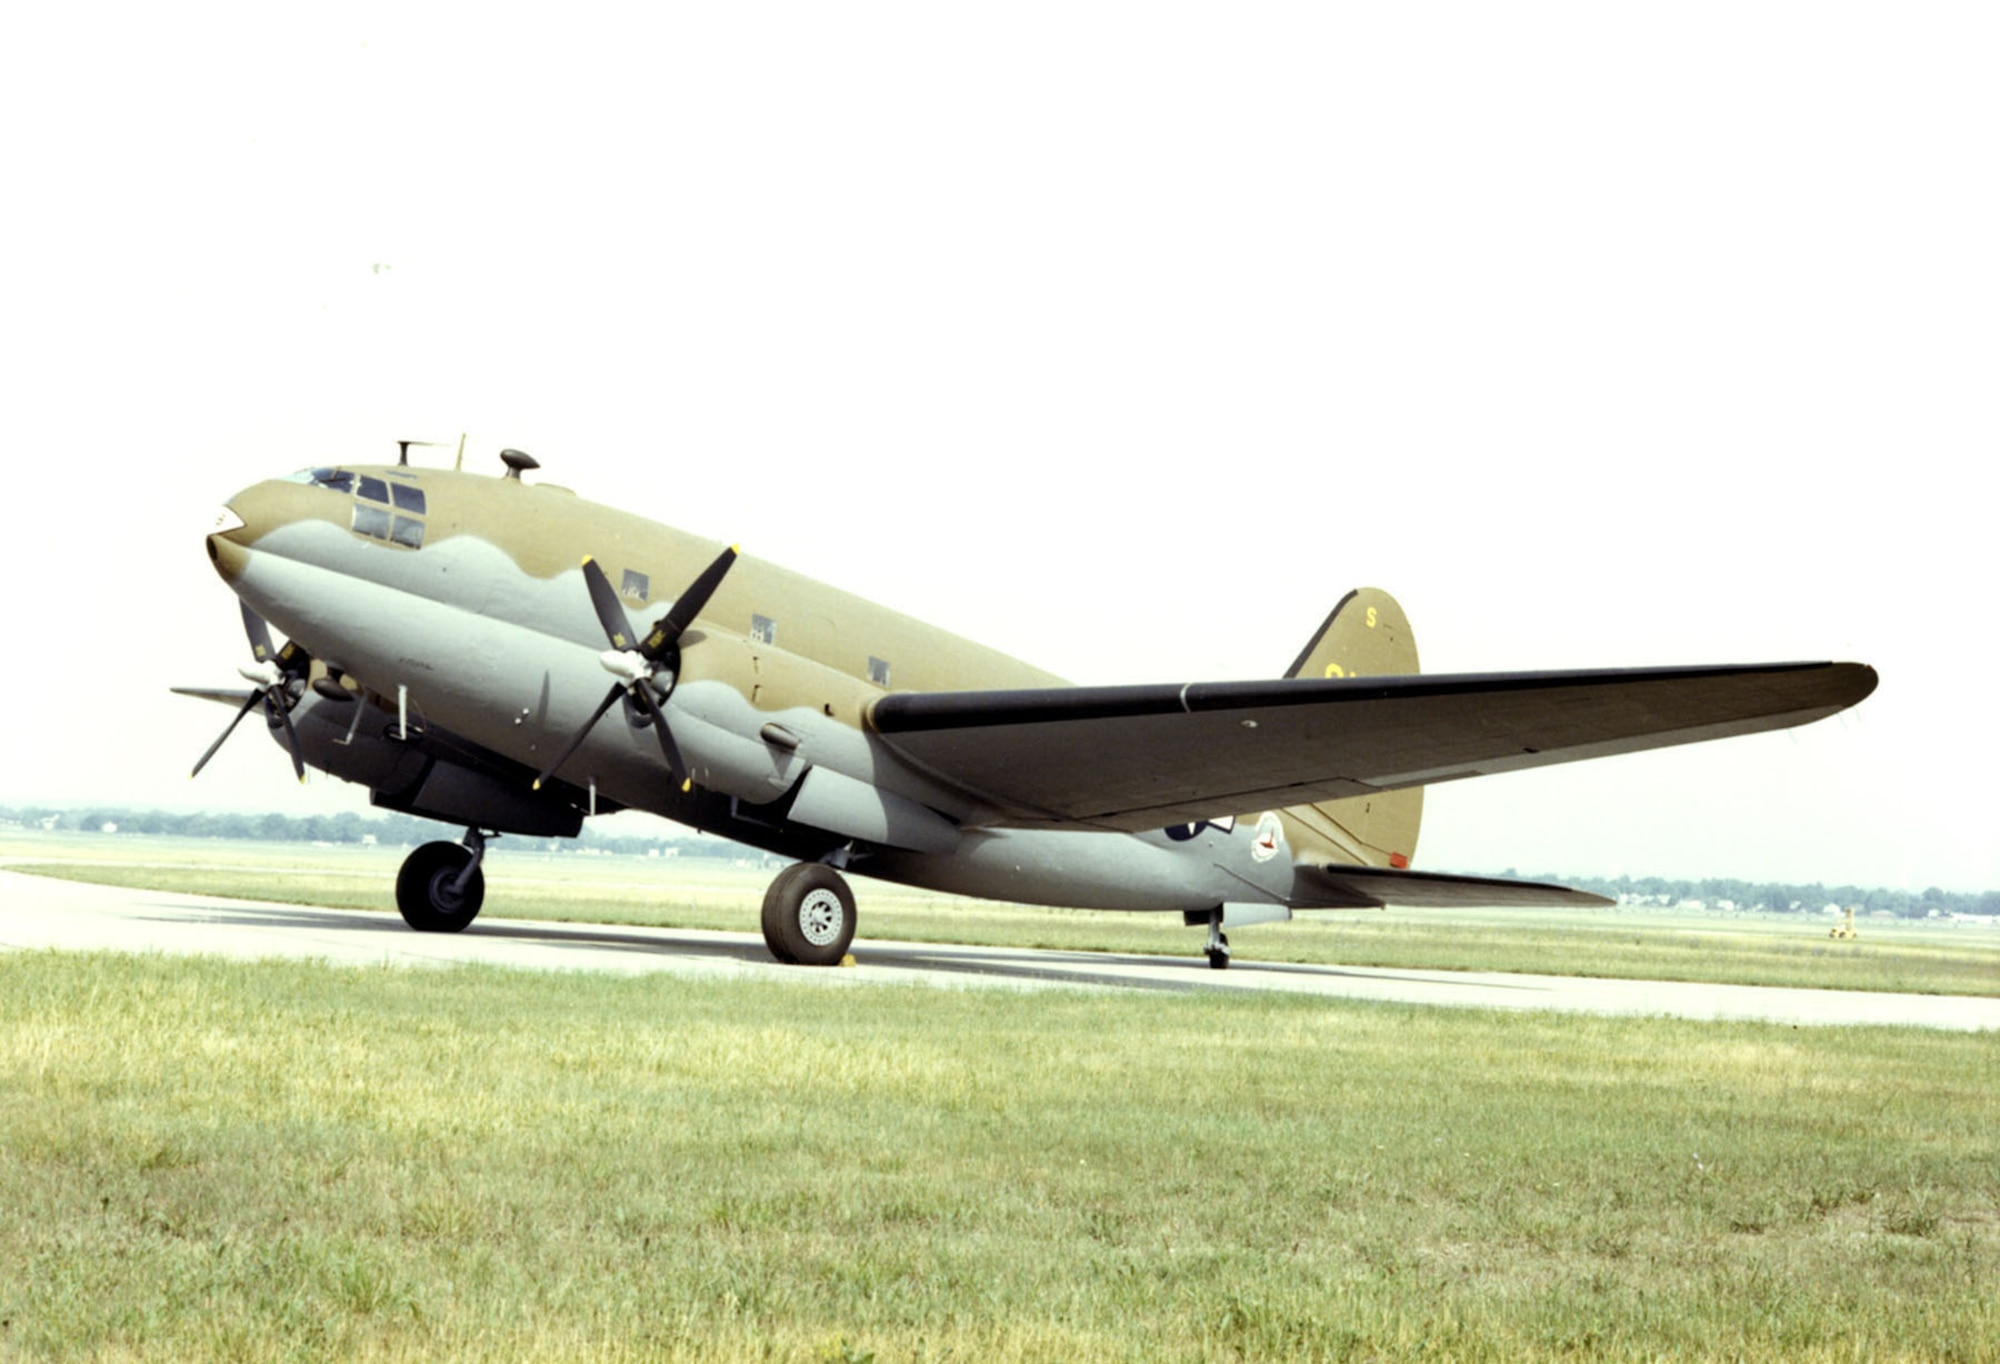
[1280,588,1424,868]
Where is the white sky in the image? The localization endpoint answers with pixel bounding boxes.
[2,5,1993,891]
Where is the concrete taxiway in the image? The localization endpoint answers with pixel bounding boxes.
[4,868,1996,1031]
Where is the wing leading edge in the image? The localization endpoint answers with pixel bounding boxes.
[868,661,1876,832]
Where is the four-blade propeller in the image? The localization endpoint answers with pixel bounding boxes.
[186,603,311,781]
[532,545,739,793]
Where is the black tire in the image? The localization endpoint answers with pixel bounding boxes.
[396,840,485,933]
[759,863,856,966]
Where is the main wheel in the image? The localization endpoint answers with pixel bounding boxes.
[1206,931,1230,971]
[396,840,485,933]
[760,862,856,966]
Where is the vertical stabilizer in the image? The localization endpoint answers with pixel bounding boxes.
[1279,588,1424,868]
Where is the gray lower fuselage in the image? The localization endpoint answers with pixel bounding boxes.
[221,510,1294,917]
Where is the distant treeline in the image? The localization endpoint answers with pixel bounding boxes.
[5,805,1994,916]
[1498,870,2000,920]
[0,806,749,861]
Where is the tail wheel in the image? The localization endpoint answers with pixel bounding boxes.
[760,863,856,966]
[396,840,485,933]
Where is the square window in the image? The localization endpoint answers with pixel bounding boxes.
[352,504,391,540]
[390,515,424,549]
[751,614,776,645]
[867,656,891,687]
[391,483,426,514]
[357,475,390,504]
[622,569,650,603]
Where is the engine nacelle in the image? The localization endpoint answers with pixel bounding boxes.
[283,689,583,838]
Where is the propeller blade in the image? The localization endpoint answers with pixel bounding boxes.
[630,684,689,788]
[269,693,308,783]
[190,690,265,778]
[640,545,738,660]
[532,682,626,790]
[241,602,277,664]
[580,557,638,649]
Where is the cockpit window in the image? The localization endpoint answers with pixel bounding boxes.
[286,467,356,494]
[348,476,428,550]
[352,503,392,540]
[280,465,427,549]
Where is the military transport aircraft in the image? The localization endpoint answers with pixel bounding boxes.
[178,445,1877,969]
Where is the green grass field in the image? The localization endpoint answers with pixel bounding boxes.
[4,951,1997,1363]
[9,832,2000,998]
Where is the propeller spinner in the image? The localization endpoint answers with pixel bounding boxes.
[186,603,311,781]
[532,545,739,793]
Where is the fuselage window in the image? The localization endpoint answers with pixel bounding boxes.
[868,656,891,687]
[357,476,390,505]
[622,569,650,603]
[752,614,777,645]
[390,483,426,514]
[390,515,425,549]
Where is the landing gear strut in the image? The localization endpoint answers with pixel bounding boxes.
[760,862,856,966]
[1204,908,1230,970]
[396,829,489,933]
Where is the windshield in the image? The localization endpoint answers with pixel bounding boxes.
[284,467,356,494]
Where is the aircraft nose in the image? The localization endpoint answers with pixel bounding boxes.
[206,502,251,580]
[204,481,287,580]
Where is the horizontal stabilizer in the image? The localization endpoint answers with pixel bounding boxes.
[1293,863,1612,910]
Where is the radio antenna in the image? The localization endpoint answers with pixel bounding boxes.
[395,438,451,468]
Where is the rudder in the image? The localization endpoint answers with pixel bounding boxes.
[1280,588,1424,868]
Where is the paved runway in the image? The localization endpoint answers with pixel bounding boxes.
[4,869,1996,1031]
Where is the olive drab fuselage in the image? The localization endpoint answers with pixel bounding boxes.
[205,462,1314,918]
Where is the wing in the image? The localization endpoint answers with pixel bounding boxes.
[1291,864,1613,910]
[868,661,1876,832]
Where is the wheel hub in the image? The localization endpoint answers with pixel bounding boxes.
[428,869,465,912]
[798,889,845,946]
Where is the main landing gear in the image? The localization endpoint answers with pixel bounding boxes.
[396,829,489,933]
[760,862,857,966]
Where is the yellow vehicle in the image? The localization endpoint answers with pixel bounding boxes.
[1830,906,1858,939]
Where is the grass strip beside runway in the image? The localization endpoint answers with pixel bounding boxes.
[3,952,1995,1362]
